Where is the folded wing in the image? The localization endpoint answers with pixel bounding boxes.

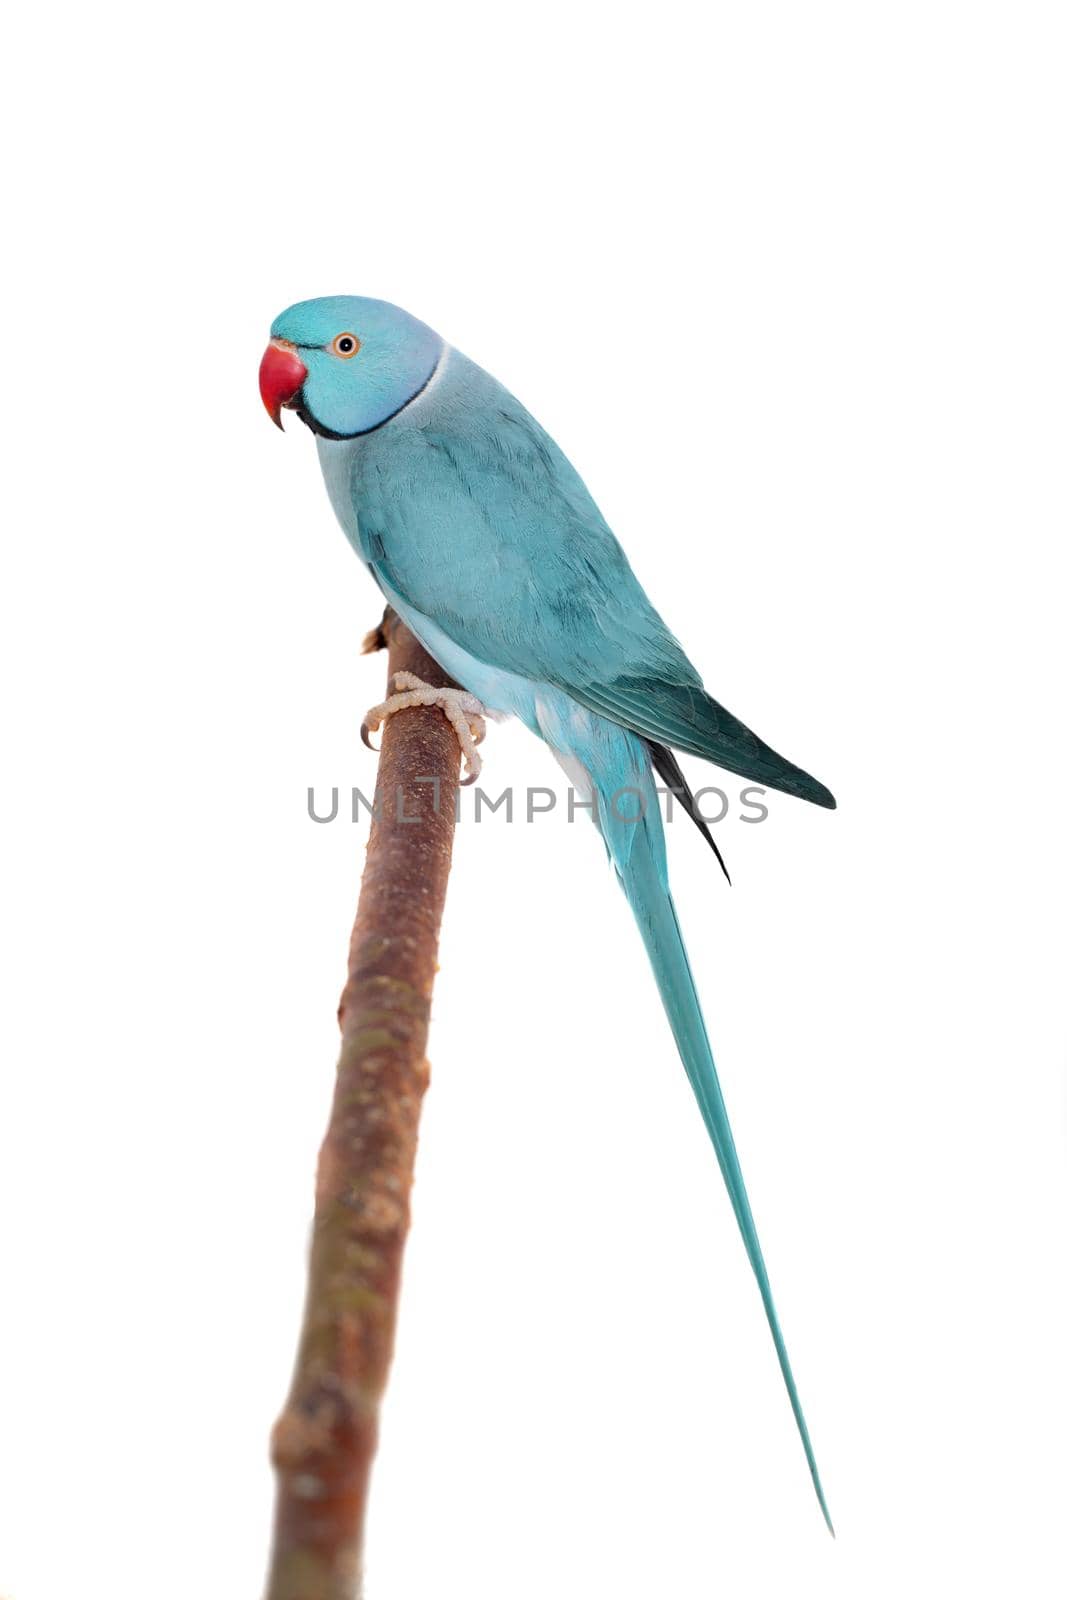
[355,361,834,807]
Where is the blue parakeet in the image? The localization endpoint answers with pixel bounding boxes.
[260,296,836,1530]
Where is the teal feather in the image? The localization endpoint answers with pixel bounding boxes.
[532,700,835,1533]
[601,748,835,1534]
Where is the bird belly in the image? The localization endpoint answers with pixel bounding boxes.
[374,579,545,728]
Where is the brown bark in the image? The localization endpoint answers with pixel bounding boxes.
[265,609,463,1600]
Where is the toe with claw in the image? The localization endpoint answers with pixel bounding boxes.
[361,672,487,784]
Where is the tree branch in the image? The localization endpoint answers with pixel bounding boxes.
[265,609,463,1600]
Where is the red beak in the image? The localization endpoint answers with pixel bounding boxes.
[259,339,308,429]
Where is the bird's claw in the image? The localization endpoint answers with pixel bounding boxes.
[361,673,487,783]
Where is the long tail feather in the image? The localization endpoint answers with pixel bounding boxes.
[618,822,834,1533]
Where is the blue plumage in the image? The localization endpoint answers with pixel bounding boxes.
[262,296,836,1529]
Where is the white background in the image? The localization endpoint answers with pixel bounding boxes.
[2,4,1065,1597]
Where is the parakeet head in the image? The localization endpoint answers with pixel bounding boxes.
[259,296,443,439]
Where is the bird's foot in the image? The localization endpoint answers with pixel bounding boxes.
[361,672,487,785]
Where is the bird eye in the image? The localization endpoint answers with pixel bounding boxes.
[332,332,360,358]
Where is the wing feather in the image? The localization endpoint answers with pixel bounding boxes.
[351,355,834,807]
